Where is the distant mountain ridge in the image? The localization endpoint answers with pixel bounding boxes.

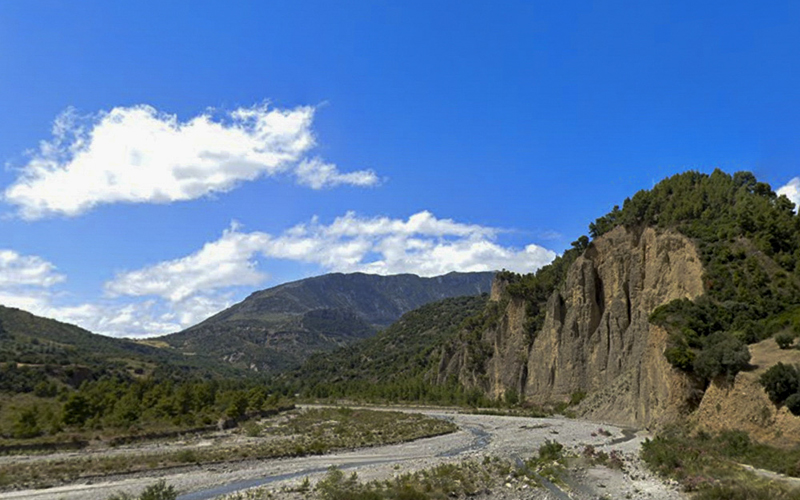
[161,271,494,372]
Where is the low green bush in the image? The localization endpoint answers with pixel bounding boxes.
[776,332,796,350]
[538,439,564,461]
[759,363,800,405]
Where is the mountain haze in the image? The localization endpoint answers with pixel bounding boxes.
[162,271,494,372]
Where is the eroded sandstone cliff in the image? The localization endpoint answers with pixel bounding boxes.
[440,225,707,428]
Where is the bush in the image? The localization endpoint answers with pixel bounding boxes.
[139,480,177,500]
[664,336,695,371]
[775,332,796,350]
[62,393,92,427]
[759,363,800,405]
[106,481,177,500]
[693,332,751,382]
[504,388,519,406]
[785,393,800,416]
[538,439,564,461]
[315,467,370,500]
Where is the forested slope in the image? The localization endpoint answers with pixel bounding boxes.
[287,294,490,405]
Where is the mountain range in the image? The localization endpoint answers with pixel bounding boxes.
[158,271,494,372]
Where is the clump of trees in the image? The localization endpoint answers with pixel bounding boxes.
[287,295,495,407]
[1,375,291,440]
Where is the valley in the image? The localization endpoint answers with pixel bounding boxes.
[4,171,800,499]
[0,406,684,500]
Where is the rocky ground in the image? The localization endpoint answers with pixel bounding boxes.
[0,408,687,500]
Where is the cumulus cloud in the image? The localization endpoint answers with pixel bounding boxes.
[0,250,64,288]
[295,158,380,189]
[0,248,184,337]
[107,211,557,306]
[106,223,269,302]
[0,213,556,338]
[777,177,800,210]
[4,104,380,219]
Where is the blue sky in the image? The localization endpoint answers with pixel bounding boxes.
[1,1,799,337]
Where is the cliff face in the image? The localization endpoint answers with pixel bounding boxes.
[441,226,706,428]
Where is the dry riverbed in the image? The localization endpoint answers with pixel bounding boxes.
[0,407,687,500]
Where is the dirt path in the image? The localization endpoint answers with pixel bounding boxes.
[0,409,686,500]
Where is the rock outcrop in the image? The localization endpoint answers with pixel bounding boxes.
[440,225,706,428]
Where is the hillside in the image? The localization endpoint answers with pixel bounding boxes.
[162,271,494,372]
[434,170,800,440]
[287,294,489,403]
[0,305,235,393]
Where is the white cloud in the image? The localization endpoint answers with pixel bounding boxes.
[0,250,64,288]
[777,177,800,210]
[295,158,380,189]
[0,213,556,338]
[106,210,557,308]
[106,223,269,302]
[0,248,184,337]
[4,104,380,219]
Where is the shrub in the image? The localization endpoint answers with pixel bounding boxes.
[775,332,796,350]
[664,337,695,371]
[504,388,519,406]
[107,481,178,500]
[718,430,751,455]
[12,407,41,439]
[315,467,371,500]
[693,332,750,382]
[138,480,177,500]
[538,439,564,461]
[785,393,800,416]
[759,363,800,405]
[569,391,587,406]
[242,421,261,437]
[62,393,92,427]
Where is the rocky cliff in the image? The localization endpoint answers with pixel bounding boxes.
[440,225,706,428]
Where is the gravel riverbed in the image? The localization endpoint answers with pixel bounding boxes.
[0,408,687,500]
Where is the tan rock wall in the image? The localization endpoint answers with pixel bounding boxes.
[465,226,707,428]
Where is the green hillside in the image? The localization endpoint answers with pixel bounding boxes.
[0,305,238,394]
[286,294,489,404]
